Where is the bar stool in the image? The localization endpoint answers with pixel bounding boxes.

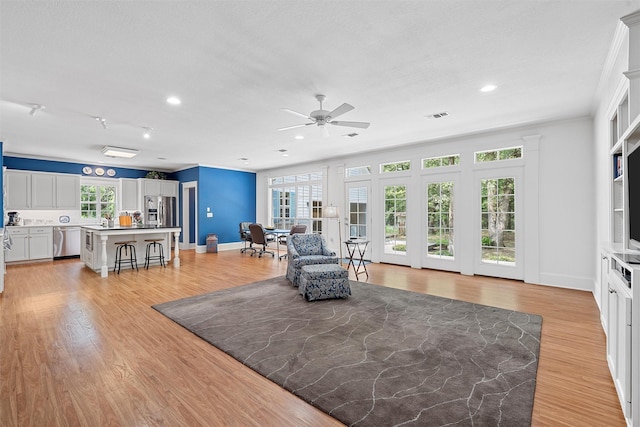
[114,240,138,273]
[144,238,166,269]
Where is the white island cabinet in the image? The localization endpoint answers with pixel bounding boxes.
[81,225,181,278]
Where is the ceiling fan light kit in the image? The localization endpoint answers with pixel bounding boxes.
[279,94,370,136]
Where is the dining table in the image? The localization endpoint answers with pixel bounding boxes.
[265,228,290,260]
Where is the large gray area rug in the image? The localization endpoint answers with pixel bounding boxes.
[153,276,542,426]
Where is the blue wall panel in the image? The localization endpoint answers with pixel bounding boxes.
[3,156,149,178]
[197,166,255,245]
[0,142,3,223]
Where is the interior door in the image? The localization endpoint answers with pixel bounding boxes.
[474,167,523,280]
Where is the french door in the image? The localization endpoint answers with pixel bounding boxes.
[380,179,410,265]
[474,167,523,280]
[422,173,460,272]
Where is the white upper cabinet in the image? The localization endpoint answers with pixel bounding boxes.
[55,174,80,209]
[31,173,55,209]
[6,170,80,210]
[141,179,178,197]
[121,178,139,211]
[6,170,31,209]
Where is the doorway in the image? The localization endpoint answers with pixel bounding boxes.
[181,181,197,250]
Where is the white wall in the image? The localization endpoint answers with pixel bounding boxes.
[258,116,596,290]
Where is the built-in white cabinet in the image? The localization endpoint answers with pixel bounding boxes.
[5,227,53,262]
[120,178,139,211]
[606,253,638,426]
[6,170,80,210]
[6,170,31,209]
[141,179,178,197]
[55,174,80,209]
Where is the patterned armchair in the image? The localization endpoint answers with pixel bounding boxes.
[286,233,339,287]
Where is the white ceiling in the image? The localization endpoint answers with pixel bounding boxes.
[1,1,639,173]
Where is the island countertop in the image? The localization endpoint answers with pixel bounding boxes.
[82,226,181,277]
[82,225,181,233]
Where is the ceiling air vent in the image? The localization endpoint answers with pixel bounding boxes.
[426,111,449,119]
[345,133,359,137]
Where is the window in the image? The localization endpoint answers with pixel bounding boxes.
[81,183,116,221]
[348,186,368,239]
[269,172,323,233]
[475,146,522,163]
[422,154,460,169]
[380,160,411,173]
[345,166,371,177]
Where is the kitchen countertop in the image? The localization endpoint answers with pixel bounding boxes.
[6,223,96,228]
[82,225,180,232]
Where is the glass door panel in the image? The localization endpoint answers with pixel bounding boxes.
[474,168,523,280]
[423,173,460,272]
[346,182,371,260]
[427,181,454,259]
[383,184,407,256]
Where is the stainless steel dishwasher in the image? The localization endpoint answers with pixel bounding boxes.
[53,226,81,259]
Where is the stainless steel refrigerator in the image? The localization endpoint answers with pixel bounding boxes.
[144,196,177,227]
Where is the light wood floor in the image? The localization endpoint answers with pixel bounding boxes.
[0,250,625,426]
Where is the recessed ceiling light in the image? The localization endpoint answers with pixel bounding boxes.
[480,84,497,92]
[166,96,181,105]
[295,135,304,140]
[142,127,152,139]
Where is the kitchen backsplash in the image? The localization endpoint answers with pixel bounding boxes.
[5,210,84,226]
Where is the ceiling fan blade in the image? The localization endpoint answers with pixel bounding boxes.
[329,120,370,129]
[327,103,354,120]
[278,123,314,131]
[321,124,330,138]
[281,108,311,120]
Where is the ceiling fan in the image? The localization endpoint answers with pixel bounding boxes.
[278,94,370,137]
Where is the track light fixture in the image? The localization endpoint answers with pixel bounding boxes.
[29,104,45,116]
[95,117,108,129]
[142,127,153,139]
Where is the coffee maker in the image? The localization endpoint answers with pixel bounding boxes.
[7,211,21,226]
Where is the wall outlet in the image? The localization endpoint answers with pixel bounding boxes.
[207,212,213,218]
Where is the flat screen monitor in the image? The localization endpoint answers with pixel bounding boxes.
[629,144,640,250]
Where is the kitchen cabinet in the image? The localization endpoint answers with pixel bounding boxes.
[31,173,55,208]
[6,170,31,209]
[55,174,80,209]
[141,179,178,197]
[5,227,53,262]
[6,171,79,210]
[121,178,139,211]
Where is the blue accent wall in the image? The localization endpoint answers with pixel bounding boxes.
[174,166,256,245]
[3,156,150,178]
[198,166,256,245]
[0,142,4,223]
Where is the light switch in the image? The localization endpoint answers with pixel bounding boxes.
[207,212,213,218]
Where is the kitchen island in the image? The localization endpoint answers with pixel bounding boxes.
[81,225,181,278]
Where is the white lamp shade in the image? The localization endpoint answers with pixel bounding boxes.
[322,206,339,218]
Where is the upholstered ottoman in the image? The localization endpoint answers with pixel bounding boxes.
[299,264,350,301]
